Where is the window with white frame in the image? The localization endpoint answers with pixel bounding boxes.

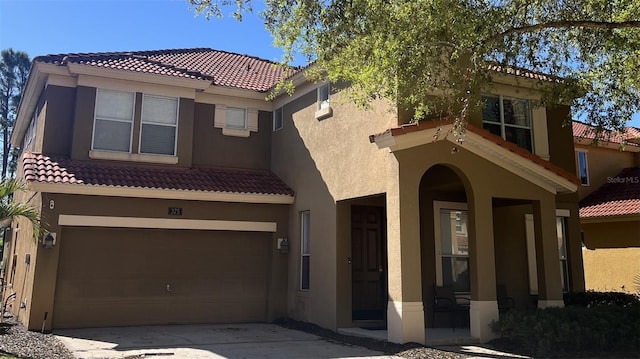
[556,216,570,292]
[434,202,470,293]
[300,211,311,291]
[93,89,135,152]
[577,151,589,186]
[226,107,247,130]
[317,83,330,110]
[273,107,283,131]
[23,112,37,152]
[482,95,533,152]
[524,210,571,295]
[140,94,178,156]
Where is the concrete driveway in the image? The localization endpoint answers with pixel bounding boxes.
[55,323,401,359]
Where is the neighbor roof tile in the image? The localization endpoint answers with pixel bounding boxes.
[23,153,294,196]
[579,167,640,218]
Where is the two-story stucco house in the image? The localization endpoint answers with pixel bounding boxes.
[572,121,640,292]
[2,48,583,344]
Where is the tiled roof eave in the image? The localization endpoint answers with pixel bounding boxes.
[370,121,578,194]
[29,181,295,205]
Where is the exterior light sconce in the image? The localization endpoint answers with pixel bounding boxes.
[277,238,289,254]
[42,233,56,249]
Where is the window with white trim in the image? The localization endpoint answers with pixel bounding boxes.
[93,89,135,152]
[23,112,37,152]
[317,83,330,110]
[577,151,589,186]
[300,211,310,291]
[556,216,570,292]
[140,94,178,156]
[482,95,533,152]
[434,201,470,293]
[226,107,247,130]
[273,107,283,131]
[524,210,571,295]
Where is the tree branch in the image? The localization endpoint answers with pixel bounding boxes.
[490,20,640,42]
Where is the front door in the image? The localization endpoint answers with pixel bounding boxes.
[351,206,386,321]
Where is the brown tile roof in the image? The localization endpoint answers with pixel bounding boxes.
[580,167,640,218]
[36,48,299,92]
[22,153,294,196]
[572,120,640,146]
[370,120,579,186]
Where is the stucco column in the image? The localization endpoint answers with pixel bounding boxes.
[468,193,498,342]
[533,197,564,308]
[386,178,425,345]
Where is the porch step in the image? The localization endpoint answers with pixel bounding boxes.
[337,327,480,346]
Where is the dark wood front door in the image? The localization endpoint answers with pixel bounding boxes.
[351,205,386,321]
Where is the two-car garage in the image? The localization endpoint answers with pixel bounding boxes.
[52,226,272,328]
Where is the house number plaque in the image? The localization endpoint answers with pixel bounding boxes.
[168,207,183,216]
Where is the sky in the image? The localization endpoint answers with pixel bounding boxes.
[1,0,638,127]
[0,0,288,63]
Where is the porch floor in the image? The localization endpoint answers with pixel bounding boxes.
[337,327,480,346]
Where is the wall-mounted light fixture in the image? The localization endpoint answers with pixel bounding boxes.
[277,238,289,254]
[42,233,56,249]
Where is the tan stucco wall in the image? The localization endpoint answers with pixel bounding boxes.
[582,247,640,292]
[574,143,637,200]
[23,193,288,331]
[192,103,272,169]
[1,191,42,329]
[582,220,640,249]
[271,84,398,330]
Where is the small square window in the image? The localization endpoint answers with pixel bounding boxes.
[317,83,330,110]
[226,107,247,130]
[273,107,283,131]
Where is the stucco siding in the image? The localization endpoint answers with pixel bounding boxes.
[574,144,637,200]
[583,247,640,292]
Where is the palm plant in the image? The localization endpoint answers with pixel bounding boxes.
[0,179,41,239]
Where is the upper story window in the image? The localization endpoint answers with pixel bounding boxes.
[226,107,247,130]
[317,83,330,110]
[314,83,333,120]
[482,95,533,152]
[23,112,38,152]
[273,107,283,131]
[93,89,135,152]
[140,94,178,156]
[576,151,589,186]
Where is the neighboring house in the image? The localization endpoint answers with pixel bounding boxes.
[572,121,640,292]
[1,48,583,345]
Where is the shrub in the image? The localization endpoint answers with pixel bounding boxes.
[564,290,640,308]
[491,302,640,357]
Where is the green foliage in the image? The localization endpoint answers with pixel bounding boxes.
[0,179,42,240]
[0,49,30,179]
[491,300,640,357]
[564,290,640,307]
[189,0,640,133]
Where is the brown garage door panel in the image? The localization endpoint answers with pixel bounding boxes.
[53,227,270,328]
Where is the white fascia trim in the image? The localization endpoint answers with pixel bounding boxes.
[47,73,78,88]
[30,182,295,204]
[373,124,577,194]
[462,132,577,194]
[58,214,277,232]
[580,214,640,224]
[67,63,211,90]
[202,85,269,101]
[195,92,272,112]
[78,74,197,99]
[574,137,640,152]
[12,62,51,146]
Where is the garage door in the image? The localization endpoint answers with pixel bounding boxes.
[53,227,271,328]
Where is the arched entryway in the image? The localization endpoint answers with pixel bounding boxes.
[418,164,473,328]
